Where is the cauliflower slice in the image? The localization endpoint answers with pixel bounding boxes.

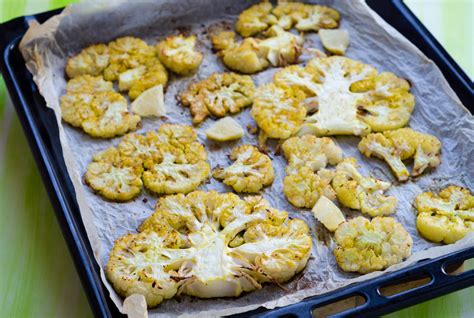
[332,158,397,217]
[415,186,474,244]
[251,83,306,139]
[210,31,237,51]
[319,29,349,55]
[60,90,140,138]
[124,58,169,100]
[235,1,278,37]
[268,56,414,137]
[284,167,335,208]
[334,216,412,273]
[312,195,346,232]
[282,135,342,171]
[84,147,143,201]
[156,35,203,75]
[358,128,441,181]
[205,117,244,141]
[213,145,274,193]
[272,1,309,30]
[66,74,113,93]
[258,25,303,67]
[294,4,340,32]
[66,44,110,78]
[180,72,255,124]
[107,191,312,307]
[104,36,156,81]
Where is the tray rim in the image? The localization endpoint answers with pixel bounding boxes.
[0,1,472,317]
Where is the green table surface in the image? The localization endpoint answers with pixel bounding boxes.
[0,0,472,317]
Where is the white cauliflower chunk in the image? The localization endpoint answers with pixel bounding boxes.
[415,186,474,244]
[106,191,312,307]
[258,25,303,67]
[66,44,110,78]
[312,195,346,232]
[334,216,413,273]
[213,145,274,193]
[359,128,441,181]
[156,34,203,75]
[332,158,397,217]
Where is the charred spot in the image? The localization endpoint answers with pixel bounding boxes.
[142,198,148,203]
[357,105,372,116]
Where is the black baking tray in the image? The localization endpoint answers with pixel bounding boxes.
[0,1,472,317]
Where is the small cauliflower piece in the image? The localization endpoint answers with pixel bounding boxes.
[294,4,340,32]
[130,85,166,117]
[251,83,306,139]
[272,1,309,30]
[283,167,335,208]
[205,117,244,141]
[282,135,342,171]
[258,25,303,67]
[107,191,312,307]
[127,58,169,100]
[66,44,110,78]
[180,72,255,124]
[213,145,274,193]
[319,29,349,55]
[84,147,143,201]
[235,1,278,37]
[415,186,474,244]
[104,36,156,81]
[358,128,441,181]
[66,74,113,93]
[312,195,345,232]
[156,35,203,75]
[210,31,237,51]
[334,216,413,273]
[332,158,397,217]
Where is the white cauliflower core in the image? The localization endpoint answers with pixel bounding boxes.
[415,186,474,244]
[334,216,413,273]
[332,158,397,217]
[106,191,312,307]
[213,145,274,193]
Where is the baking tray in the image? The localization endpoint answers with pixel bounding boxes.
[0,1,472,317]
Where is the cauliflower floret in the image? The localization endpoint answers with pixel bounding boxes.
[282,135,342,171]
[65,44,109,78]
[251,83,306,139]
[210,31,237,51]
[107,191,312,307]
[358,128,441,181]
[117,131,161,165]
[332,158,397,217]
[104,36,156,81]
[334,216,413,273]
[84,147,143,201]
[272,2,340,32]
[268,56,414,137]
[258,25,303,67]
[235,1,278,37]
[283,167,335,208]
[119,58,168,100]
[180,72,255,124]
[156,35,203,75]
[66,74,113,93]
[271,1,308,30]
[415,186,474,244]
[213,145,274,193]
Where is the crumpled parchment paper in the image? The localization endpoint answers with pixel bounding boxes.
[19,0,473,317]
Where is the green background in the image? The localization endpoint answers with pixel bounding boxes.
[0,0,472,317]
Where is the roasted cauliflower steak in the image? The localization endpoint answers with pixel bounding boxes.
[213,145,274,193]
[415,186,474,244]
[334,216,413,273]
[156,34,203,75]
[359,128,441,181]
[180,72,255,124]
[235,1,278,37]
[332,158,397,217]
[85,124,210,200]
[66,44,110,79]
[281,135,342,208]
[106,191,312,307]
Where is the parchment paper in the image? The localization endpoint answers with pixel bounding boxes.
[19,1,473,317]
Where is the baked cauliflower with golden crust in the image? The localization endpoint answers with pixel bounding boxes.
[213,145,274,193]
[106,190,312,307]
[334,216,413,273]
[104,36,156,81]
[272,2,340,32]
[415,186,474,244]
[66,44,110,79]
[358,128,441,181]
[60,75,140,138]
[85,147,143,201]
[251,83,306,139]
[332,158,397,217]
[180,72,255,124]
[262,56,414,137]
[156,34,203,75]
[258,25,303,67]
[235,1,278,37]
